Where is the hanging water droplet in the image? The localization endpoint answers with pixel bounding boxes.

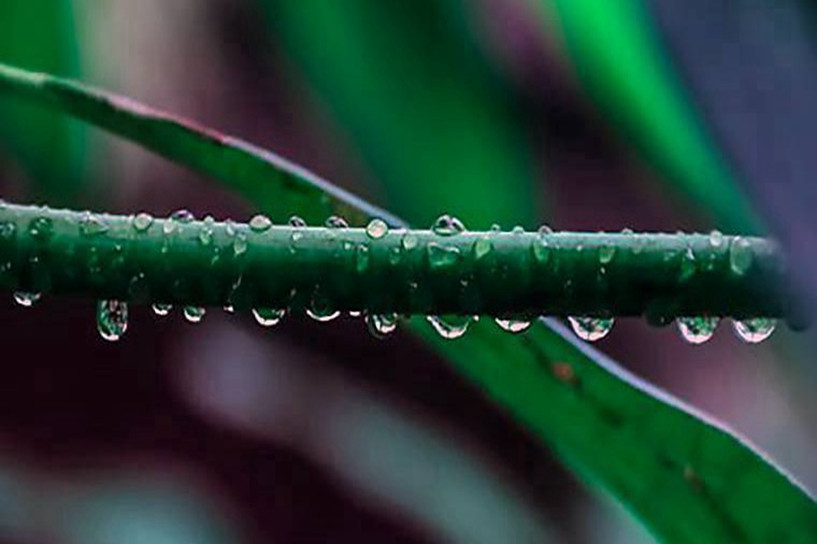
[97,300,128,342]
[569,317,614,342]
[431,214,465,236]
[426,315,471,339]
[183,306,206,323]
[427,243,460,270]
[709,230,724,248]
[249,214,272,232]
[598,245,616,265]
[80,212,108,237]
[133,212,154,233]
[152,303,172,316]
[733,318,776,343]
[495,317,532,334]
[13,292,40,307]
[288,216,307,227]
[677,316,719,344]
[307,287,340,322]
[473,237,492,260]
[401,233,419,252]
[253,307,286,327]
[729,237,752,276]
[366,218,389,239]
[366,313,398,338]
[325,215,349,229]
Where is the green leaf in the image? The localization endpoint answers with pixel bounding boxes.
[0,1,86,205]
[263,0,540,230]
[532,0,762,233]
[0,62,814,543]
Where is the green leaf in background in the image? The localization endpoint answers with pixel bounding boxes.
[263,0,540,230]
[0,1,86,205]
[0,63,814,543]
[532,0,762,234]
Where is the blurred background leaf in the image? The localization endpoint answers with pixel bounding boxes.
[0,0,87,206]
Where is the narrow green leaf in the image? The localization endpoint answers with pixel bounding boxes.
[532,0,762,233]
[0,1,86,204]
[0,63,813,542]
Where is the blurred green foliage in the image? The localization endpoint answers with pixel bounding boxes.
[0,1,86,205]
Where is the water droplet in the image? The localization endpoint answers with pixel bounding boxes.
[426,315,471,339]
[348,310,363,318]
[0,221,16,240]
[288,216,307,227]
[170,209,195,223]
[599,245,616,265]
[366,218,389,239]
[729,237,752,276]
[366,313,398,338]
[620,228,634,235]
[249,214,272,232]
[80,212,108,237]
[224,220,237,237]
[133,212,154,232]
[325,215,348,229]
[97,300,128,342]
[307,287,340,322]
[223,305,235,314]
[13,292,40,307]
[709,230,724,248]
[733,318,776,343]
[427,243,460,270]
[183,306,206,323]
[568,317,614,342]
[473,237,492,260]
[199,216,215,246]
[495,318,532,334]
[532,228,551,264]
[152,303,172,316]
[28,216,53,241]
[512,225,525,235]
[356,244,371,273]
[677,316,719,344]
[253,308,286,327]
[388,246,401,265]
[679,247,696,282]
[401,233,419,252]
[233,232,248,256]
[431,214,465,236]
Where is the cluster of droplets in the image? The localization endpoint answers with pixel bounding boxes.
[6,210,782,344]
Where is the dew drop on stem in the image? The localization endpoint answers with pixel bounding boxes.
[183,306,206,323]
[568,317,614,342]
[325,215,349,229]
[152,303,172,316]
[366,218,389,239]
[431,214,465,236]
[253,308,286,327]
[366,313,398,338]
[249,214,272,232]
[13,292,40,307]
[495,317,532,334]
[733,318,776,343]
[132,212,154,233]
[97,300,128,342]
[427,315,471,339]
[677,316,719,344]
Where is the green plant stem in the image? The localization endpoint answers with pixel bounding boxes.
[0,202,793,321]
